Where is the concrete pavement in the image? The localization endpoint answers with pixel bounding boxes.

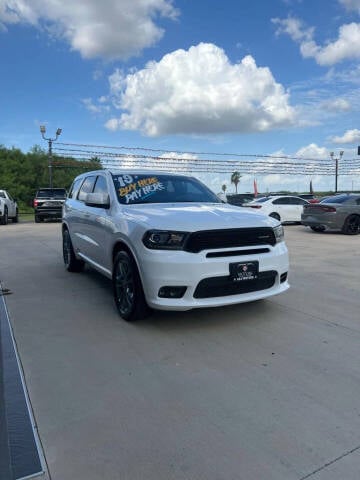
[0,222,359,479]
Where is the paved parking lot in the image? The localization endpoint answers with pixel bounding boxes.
[1,222,360,480]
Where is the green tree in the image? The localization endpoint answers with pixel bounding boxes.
[0,145,102,211]
[231,171,241,194]
[221,184,227,193]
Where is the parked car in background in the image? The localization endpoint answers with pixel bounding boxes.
[62,170,289,321]
[298,194,320,203]
[301,193,360,234]
[226,193,255,206]
[0,190,18,225]
[33,188,67,222]
[244,195,309,223]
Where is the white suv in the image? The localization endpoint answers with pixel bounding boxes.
[62,170,289,321]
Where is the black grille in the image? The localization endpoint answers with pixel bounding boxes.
[184,228,276,253]
[206,248,270,258]
[194,271,277,299]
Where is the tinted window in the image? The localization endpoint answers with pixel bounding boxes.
[0,192,5,198]
[112,173,220,205]
[36,189,66,198]
[323,194,353,204]
[290,198,308,205]
[253,197,271,203]
[93,175,108,194]
[68,178,83,199]
[273,197,291,205]
[78,176,97,201]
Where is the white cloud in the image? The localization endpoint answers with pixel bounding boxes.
[339,0,360,12]
[331,128,360,143]
[105,43,295,136]
[0,0,178,59]
[321,98,351,112]
[82,98,110,114]
[295,143,329,158]
[273,17,360,66]
[272,17,313,42]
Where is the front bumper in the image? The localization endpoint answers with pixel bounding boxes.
[137,241,289,311]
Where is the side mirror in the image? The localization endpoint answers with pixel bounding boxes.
[84,192,110,209]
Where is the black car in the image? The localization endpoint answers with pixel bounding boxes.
[33,188,67,222]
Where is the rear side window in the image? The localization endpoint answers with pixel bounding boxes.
[273,197,291,205]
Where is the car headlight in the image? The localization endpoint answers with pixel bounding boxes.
[273,224,284,243]
[143,230,189,250]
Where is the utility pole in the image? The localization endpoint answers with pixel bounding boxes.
[329,150,344,193]
[40,126,62,188]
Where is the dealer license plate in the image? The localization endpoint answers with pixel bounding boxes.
[229,261,258,282]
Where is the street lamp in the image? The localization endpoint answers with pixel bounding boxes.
[39,125,62,188]
[329,150,344,193]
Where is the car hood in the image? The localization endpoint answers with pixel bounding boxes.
[122,203,277,231]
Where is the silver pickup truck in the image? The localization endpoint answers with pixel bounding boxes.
[0,190,18,225]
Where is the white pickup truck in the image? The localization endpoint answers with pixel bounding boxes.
[0,190,18,225]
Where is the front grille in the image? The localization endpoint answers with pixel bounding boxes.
[194,271,277,298]
[184,228,276,253]
[206,248,270,258]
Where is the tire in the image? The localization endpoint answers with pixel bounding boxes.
[35,215,42,223]
[342,214,360,235]
[62,229,84,272]
[269,212,280,221]
[12,209,19,223]
[113,251,149,322]
[1,207,8,225]
[310,226,325,232]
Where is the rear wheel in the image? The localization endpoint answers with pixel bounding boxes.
[342,215,360,235]
[310,226,325,232]
[1,207,8,225]
[113,251,149,321]
[269,212,280,221]
[62,229,84,272]
[35,215,42,223]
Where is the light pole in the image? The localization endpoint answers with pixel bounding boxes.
[40,126,62,188]
[329,150,344,194]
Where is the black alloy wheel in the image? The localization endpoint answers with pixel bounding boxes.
[113,251,149,321]
[342,215,360,235]
[62,229,84,272]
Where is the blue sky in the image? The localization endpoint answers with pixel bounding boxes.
[1,0,360,193]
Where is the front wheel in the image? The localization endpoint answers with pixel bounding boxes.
[1,207,8,225]
[113,251,149,321]
[62,229,84,272]
[342,215,360,235]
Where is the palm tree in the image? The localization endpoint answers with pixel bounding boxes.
[221,184,227,193]
[231,171,241,194]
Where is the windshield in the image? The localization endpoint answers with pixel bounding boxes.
[112,173,221,205]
